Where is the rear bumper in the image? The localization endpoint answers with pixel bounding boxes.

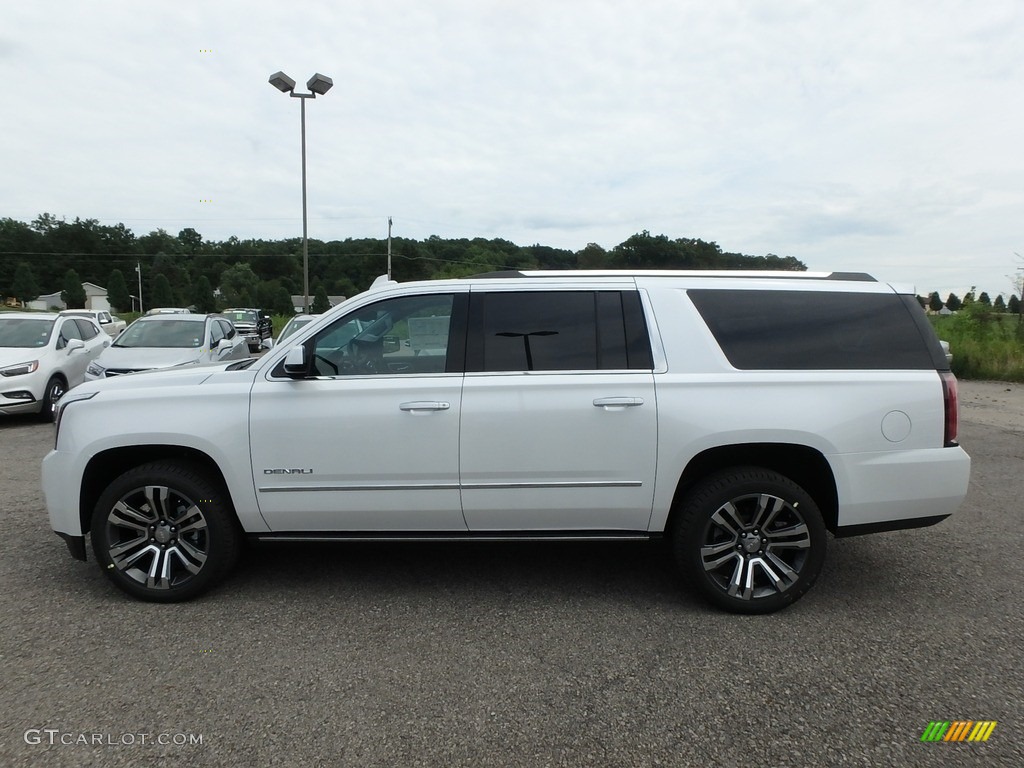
[832,446,971,529]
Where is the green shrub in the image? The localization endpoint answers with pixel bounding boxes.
[931,309,1024,381]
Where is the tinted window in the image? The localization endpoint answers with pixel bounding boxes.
[689,289,936,370]
[469,291,650,372]
[74,318,100,340]
[210,319,225,345]
[480,292,596,371]
[58,319,84,347]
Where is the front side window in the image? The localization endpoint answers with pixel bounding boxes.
[217,319,235,339]
[310,294,457,376]
[210,319,225,346]
[74,319,100,340]
[57,319,84,348]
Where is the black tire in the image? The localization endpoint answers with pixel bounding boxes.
[90,461,242,602]
[672,467,827,614]
[37,376,66,423]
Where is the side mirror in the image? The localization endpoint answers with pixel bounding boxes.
[261,337,275,350]
[66,339,86,354]
[283,345,309,378]
[216,338,232,351]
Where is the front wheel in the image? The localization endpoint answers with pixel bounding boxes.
[37,376,66,422]
[672,467,827,614]
[90,461,241,602]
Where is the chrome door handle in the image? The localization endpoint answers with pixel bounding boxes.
[593,397,644,408]
[399,401,451,412]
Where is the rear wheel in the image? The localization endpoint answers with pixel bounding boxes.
[90,461,241,602]
[672,467,827,614]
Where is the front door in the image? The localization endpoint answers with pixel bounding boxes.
[249,291,468,532]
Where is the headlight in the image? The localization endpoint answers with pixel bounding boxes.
[86,362,104,377]
[0,360,39,377]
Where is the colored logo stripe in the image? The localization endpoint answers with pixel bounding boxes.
[921,721,996,742]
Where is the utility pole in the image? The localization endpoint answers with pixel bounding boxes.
[387,216,393,280]
[1013,253,1024,326]
[136,262,143,314]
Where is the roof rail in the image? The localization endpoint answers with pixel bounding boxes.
[465,269,877,282]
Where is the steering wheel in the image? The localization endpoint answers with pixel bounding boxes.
[346,339,383,374]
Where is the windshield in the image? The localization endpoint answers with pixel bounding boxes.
[224,311,258,324]
[114,319,204,348]
[0,318,56,348]
[278,316,316,342]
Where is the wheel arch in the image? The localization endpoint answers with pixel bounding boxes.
[79,445,235,536]
[669,443,839,533]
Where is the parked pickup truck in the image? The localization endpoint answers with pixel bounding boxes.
[60,309,126,338]
[43,271,971,613]
[220,308,273,352]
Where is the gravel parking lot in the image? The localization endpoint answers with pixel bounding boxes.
[1,381,1022,767]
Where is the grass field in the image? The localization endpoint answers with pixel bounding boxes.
[931,310,1024,381]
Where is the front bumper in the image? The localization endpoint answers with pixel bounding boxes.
[43,447,82,541]
[0,396,41,415]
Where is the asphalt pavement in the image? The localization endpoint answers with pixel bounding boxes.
[0,384,1021,767]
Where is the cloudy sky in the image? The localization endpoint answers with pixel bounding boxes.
[2,0,1022,298]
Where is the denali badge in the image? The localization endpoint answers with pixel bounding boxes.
[263,468,314,474]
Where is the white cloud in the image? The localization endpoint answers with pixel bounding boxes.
[1,0,1022,296]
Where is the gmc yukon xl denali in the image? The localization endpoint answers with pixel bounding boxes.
[43,271,971,613]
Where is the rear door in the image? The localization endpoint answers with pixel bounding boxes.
[459,286,658,531]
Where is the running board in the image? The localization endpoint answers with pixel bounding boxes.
[252,531,656,544]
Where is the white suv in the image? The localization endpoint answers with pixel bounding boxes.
[42,271,970,613]
[1,312,108,421]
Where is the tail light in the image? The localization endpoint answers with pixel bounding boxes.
[939,371,959,446]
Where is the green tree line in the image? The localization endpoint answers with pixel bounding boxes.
[1,215,807,312]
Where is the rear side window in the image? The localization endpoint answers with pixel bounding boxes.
[467,291,652,372]
[689,289,936,370]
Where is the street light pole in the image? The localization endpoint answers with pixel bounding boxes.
[269,71,334,315]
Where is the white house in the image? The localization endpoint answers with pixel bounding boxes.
[26,282,111,312]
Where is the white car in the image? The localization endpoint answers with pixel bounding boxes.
[0,312,109,421]
[85,314,249,380]
[45,271,970,613]
[60,309,127,337]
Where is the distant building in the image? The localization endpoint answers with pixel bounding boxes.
[26,282,111,312]
[291,294,345,314]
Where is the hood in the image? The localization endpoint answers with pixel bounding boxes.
[0,347,51,368]
[73,359,255,396]
[96,346,203,371]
